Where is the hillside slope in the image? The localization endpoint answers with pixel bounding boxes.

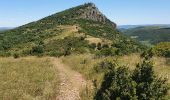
[0,3,145,57]
[122,26,170,45]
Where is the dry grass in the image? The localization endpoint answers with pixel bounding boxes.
[61,54,113,80]
[0,57,59,100]
[44,25,80,43]
[118,55,170,97]
[116,54,142,69]
[85,35,112,45]
[117,54,170,83]
[153,57,170,83]
[61,54,116,99]
[62,54,170,98]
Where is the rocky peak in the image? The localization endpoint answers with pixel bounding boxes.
[78,3,117,28]
[79,3,106,23]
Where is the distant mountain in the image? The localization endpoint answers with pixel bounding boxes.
[118,25,142,29]
[121,26,170,45]
[118,24,170,29]
[0,3,145,56]
[0,27,13,31]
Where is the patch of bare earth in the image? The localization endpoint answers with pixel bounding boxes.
[51,58,87,100]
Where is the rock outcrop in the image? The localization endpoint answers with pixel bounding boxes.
[78,3,117,28]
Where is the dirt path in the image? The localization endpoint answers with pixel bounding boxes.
[51,58,87,100]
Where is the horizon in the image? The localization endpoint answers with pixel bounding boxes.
[0,0,170,27]
[1,24,170,29]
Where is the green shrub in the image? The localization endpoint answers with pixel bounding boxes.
[132,60,169,99]
[95,59,169,100]
[140,49,154,60]
[95,63,137,100]
[32,45,44,54]
[153,42,170,57]
[45,37,89,56]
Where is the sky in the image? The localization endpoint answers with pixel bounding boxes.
[0,0,170,27]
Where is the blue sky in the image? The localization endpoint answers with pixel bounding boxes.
[0,0,170,27]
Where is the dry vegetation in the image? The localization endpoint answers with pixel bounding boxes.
[63,54,170,82]
[44,25,79,43]
[0,57,59,100]
[62,54,170,99]
[85,35,112,45]
[0,54,169,100]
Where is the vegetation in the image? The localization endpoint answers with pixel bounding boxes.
[0,57,59,100]
[0,3,146,57]
[62,54,170,99]
[153,42,170,57]
[122,26,170,45]
[45,36,89,57]
[95,59,169,100]
[0,2,169,100]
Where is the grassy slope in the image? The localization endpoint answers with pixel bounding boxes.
[62,54,170,82]
[0,57,59,100]
[62,54,170,98]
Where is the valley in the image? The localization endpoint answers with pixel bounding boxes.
[121,26,170,45]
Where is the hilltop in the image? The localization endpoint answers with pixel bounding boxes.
[0,3,145,57]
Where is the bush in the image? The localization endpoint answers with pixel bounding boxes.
[132,60,169,99]
[95,59,169,100]
[95,63,137,100]
[94,61,115,73]
[97,43,102,50]
[96,48,116,57]
[32,45,44,55]
[140,49,154,60]
[44,37,89,56]
[13,53,20,59]
[153,42,170,57]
